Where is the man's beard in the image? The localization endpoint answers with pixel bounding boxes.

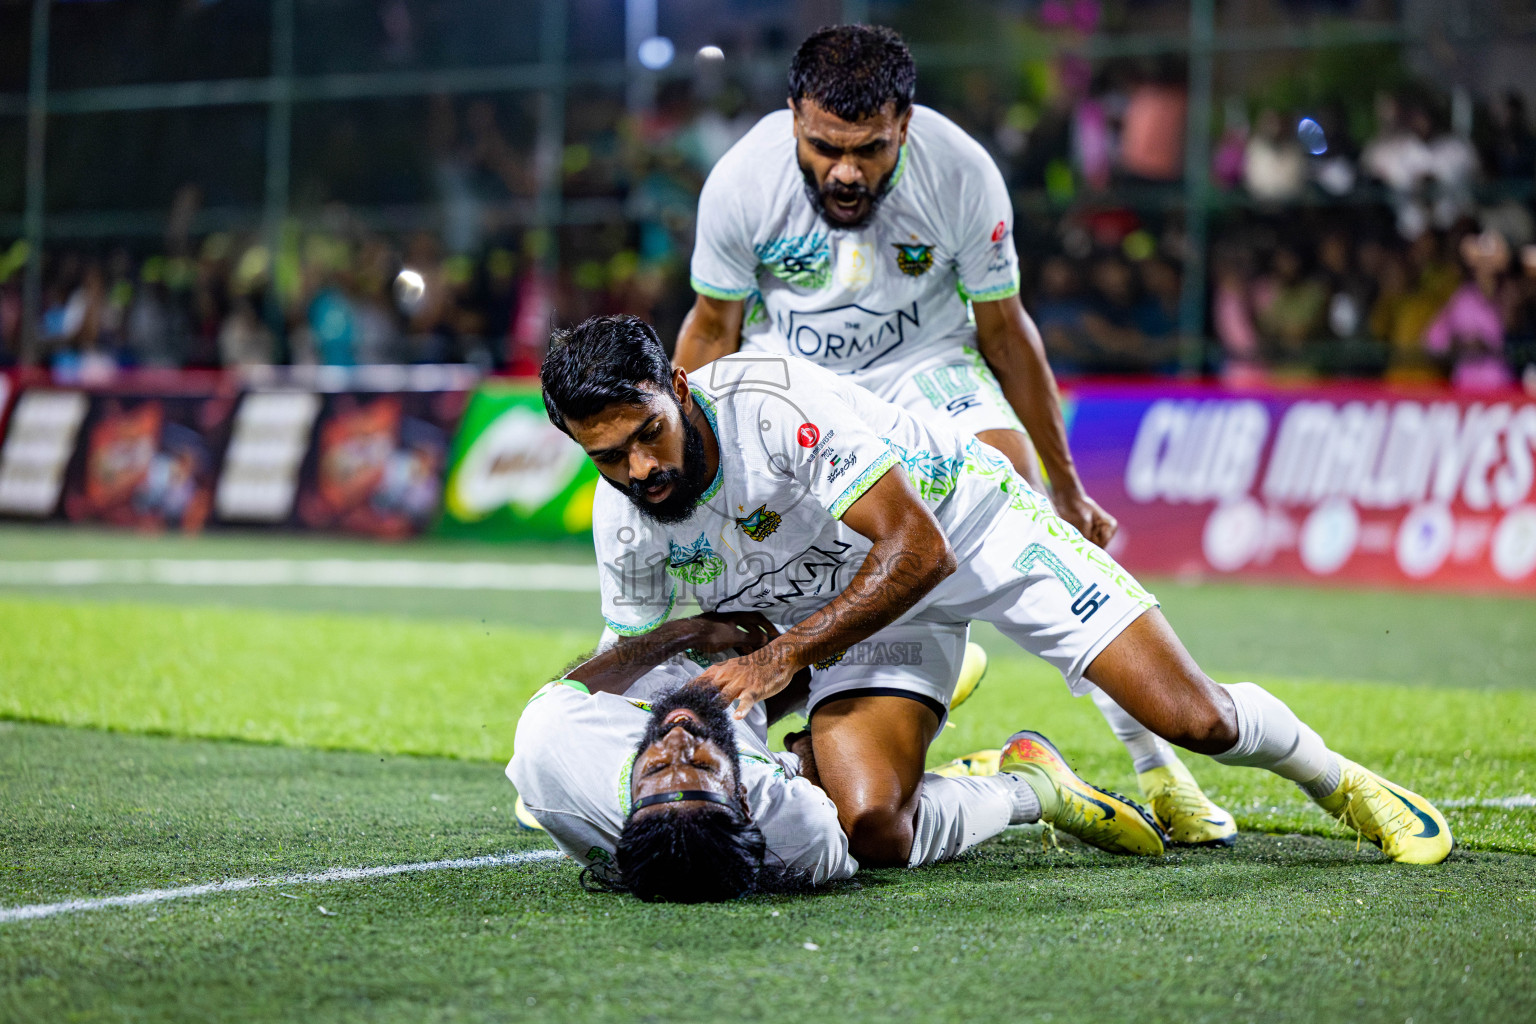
[800,161,894,229]
[604,400,711,524]
[635,681,743,789]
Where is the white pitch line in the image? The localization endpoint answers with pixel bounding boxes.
[0,848,564,925]
[0,559,598,592]
[1442,794,1536,810]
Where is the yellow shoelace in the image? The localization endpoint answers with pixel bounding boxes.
[1333,775,1415,849]
[1150,773,1215,816]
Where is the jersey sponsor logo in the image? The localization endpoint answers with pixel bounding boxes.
[1013,542,1113,623]
[984,223,1014,275]
[735,504,782,541]
[756,233,831,290]
[1070,583,1110,622]
[834,240,875,290]
[797,423,820,448]
[667,535,726,585]
[892,243,935,277]
[946,394,983,416]
[827,450,858,485]
[782,302,921,371]
[714,540,854,610]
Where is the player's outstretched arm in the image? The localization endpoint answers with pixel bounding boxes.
[698,467,956,718]
[566,613,776,695]
[673,294,746,372]
[972,296,1118,548]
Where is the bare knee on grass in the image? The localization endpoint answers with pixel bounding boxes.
[1085,608,1239,755]
[807,695,939,868]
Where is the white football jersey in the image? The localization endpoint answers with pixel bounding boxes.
[690,105,1021,397]
[506,675,857,886]
[593,354,1022,638]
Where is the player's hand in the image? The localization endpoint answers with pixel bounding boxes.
[694,647,797,721]
[686,612,778,655]
[1053,486,1118,549]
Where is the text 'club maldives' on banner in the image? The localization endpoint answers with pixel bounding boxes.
[1068,382,1536,592]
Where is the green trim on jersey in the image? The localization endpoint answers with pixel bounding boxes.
[690,385,725,506]
[618,753,638,814]
[887,143,911,192]
[828,447,899,520]
[690,274,754,302]
[604,586,677,637]
[964,274,1021,303]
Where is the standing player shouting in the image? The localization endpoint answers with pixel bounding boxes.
[672,25,1232,845]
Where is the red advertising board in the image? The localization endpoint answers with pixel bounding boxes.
[1068,381,1536,592]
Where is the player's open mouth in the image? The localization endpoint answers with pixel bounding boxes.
[643,480,674,502]
[663,708,702,727]
[829,196,864,218]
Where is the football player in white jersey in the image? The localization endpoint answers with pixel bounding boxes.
[509,610,1165,901]
[671,24,1232,844]
[540,314,1453,870]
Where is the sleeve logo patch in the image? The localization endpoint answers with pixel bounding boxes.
[991,221,1007,243]
[797,423,821,448]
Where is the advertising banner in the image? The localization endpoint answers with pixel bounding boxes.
[0,388,90,518]
[0,371,13,436]
[290,389,468,539]
[436,382,598,541]
[58,390,239,532]
[214,391,325,524]
[1070,382,1536,592]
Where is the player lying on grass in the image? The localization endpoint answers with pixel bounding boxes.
[506,611,1164,902]
[540,315,1454,868]
[670,23,1231,846]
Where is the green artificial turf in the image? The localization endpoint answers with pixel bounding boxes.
[2,524,1532,686]
[1,524,1533,1022]
[0,598,590,762]
[1,592,1533,853]
[2,723,1533,1024]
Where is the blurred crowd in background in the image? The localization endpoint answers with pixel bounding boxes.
[3,0,1536,392]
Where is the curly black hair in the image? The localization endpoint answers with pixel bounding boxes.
[788,25,916,122]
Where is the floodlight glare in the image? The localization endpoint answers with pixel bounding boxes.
[394,268,427,314]
[1297,117,1328,156]
[637,36,675,70]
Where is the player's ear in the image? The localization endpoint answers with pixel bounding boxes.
[671,366,690,408]
[897,106,913,145]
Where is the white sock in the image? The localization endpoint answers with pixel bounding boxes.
[906,774,1016,867]
[1090,686,1179,773]
[1212,681,1341,798]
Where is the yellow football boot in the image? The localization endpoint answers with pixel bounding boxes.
[513,795,546,832]
[930,749,1002,778]
[1000,730,1165,857]
[1138,759,1238,847]
[1315,759,1452,865]
[949,642,988,712]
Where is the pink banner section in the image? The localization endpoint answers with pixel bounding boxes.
[1067,381,1536,592]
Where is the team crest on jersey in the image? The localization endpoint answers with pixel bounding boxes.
[667,535,726,585]
[893,243,934,277]
[756,234,831,290]
[735,505,782,541]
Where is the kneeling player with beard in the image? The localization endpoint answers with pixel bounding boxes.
[506,613,1163,903]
